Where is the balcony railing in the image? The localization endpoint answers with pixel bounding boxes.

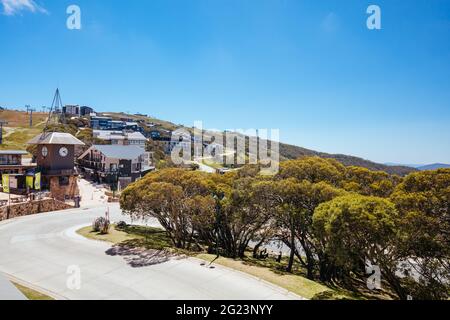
[39,168,77,176]
[0,162,21,166]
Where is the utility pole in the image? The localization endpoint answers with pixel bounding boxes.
[25,105,31,114]
[6,175,11,220]
[0,120,8,145]
[29,108,36,127]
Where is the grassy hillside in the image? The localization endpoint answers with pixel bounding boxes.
[103,112,179,131]
[97,111,415,175]
[0,109,415,175]
[0,110,48,152]
[278,143,416,176]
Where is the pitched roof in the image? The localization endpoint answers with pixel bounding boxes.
[27,132,85,145]
[126,132,147,140]
[91,145,145,160]
[93,130,147,141]
[0,150,28,155]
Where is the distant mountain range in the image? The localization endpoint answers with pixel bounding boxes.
[276,143,416,176]
[416,163,450,170]
[385,163,450,171]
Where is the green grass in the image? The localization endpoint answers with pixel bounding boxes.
[77,224,185,252]
[196,253,332,299]
[12,282,54,300]
[0,110,49,152]
[76,224,370,300]
[0,128,43,151]
[77,224,141,243]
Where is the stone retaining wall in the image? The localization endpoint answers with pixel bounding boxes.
[0,199,73,221]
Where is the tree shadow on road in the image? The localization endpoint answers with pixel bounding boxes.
[105,239,184,268]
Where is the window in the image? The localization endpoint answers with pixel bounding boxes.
[59,176,70,186]
[0,155,21,165]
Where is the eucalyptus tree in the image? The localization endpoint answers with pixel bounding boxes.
[390,169,450,299]
[121,168,217,250]
[254,175,344,277]
[313,194,407,298]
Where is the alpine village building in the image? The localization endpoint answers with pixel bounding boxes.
[78,145,154,188]
[27,132,85,201]
[0,150,37,194]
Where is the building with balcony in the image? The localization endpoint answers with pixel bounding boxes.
[0,151,35,171]
[0,150,38,194]
[90,116,113,130]
[80,106,94,116]
[62,105,80,116]
[93,130,147,148]
[78,145,154,188]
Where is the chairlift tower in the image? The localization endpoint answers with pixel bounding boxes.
[29,108,36,127]
[45,88,66,132]
[0,119,9,145]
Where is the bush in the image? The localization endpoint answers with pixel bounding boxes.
[116,221,127,229]
[401,276,449,300]
[92,217,110,234]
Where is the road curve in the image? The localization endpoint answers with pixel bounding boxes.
[0,204,300,300]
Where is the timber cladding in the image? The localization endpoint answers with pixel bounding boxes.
[37,144,76,171]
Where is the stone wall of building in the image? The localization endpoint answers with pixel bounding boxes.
[49,176,80,201]
[0,198,73,221]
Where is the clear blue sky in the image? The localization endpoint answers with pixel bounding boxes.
[1,0,450,164]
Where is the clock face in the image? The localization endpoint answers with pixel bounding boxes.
[41,146,48,157]
[59,147,69,157]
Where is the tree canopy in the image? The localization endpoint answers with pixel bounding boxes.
[120,157,450,300]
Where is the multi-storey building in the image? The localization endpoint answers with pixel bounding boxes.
[93,130,147,148]
[78,145,154,187]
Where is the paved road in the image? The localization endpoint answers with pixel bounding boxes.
[0,204,300,300]
[0,273,26,300]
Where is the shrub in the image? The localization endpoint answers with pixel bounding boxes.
[116,221,127,229]
[92,217,110,234]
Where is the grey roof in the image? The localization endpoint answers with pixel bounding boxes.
[93,130,147,141]
[126,132,147,140]
[92,145,145,160]
[0,150,28,155]
[27,132,85,145]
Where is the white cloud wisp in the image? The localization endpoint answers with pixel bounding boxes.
[1,0,47,16]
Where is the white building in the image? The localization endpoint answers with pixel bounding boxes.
[93,130,147,148]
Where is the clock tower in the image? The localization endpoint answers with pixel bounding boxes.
[28,132,85,201]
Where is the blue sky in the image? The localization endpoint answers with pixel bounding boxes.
[1,0,450,164]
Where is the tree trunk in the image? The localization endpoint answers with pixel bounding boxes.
[286,220,295,273]
[306,258,314,280]
[384,269,408,300]
[252,238,265,258]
